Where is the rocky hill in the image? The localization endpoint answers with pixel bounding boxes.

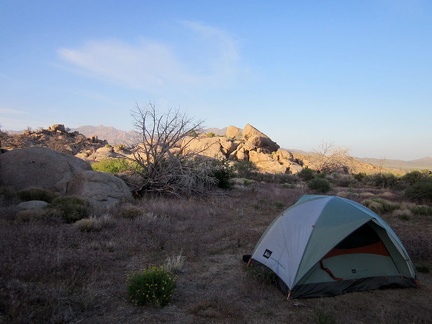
[0,123,411,175]
[74,125,432,172]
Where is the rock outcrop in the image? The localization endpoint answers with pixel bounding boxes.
[241,123,280,154]
[0,146,132,208]
[1,122,381,176]
[182,124,301,174]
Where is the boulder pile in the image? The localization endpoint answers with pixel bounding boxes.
[181,123,302,174]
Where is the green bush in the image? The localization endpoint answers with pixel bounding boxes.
[211,159,234,189]
[92,158,136,174]
[18,187,57,203]
[401,171,430,186]
[353,172,366,182]
[405,180,432,202]
[127,266,177,307]
[308,178,332,193]
[233,160,258,178]
[46,196,90,223]
[369,173,399,189]
[298,168,315,181]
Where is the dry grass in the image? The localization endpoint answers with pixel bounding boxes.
[1,183,431,323]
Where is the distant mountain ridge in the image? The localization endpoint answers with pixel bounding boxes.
[72,125,137,145]
[358,157,432,172]
[69,125,432,171]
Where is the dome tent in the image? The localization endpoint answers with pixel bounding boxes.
[248,195,417,299]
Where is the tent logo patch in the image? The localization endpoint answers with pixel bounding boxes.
[263,249,272,259]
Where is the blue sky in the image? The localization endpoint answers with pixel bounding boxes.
[1,0,431,160]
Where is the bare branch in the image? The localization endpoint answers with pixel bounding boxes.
[129,102,222,197]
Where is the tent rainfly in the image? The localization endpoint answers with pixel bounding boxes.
[248,195,418,299]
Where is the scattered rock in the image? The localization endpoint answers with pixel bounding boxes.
[67,170,133,208]
[17,200,49,210]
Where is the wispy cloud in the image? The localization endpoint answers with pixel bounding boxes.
[0,107,24,115]
[57,21,243,91]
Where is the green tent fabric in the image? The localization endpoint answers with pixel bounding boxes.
[249,195,417,299]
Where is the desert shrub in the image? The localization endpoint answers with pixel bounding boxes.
[392,208,412,221]
[164,250,185,273]
[313,309,337,324]
[405,180,432,203]
[359,191,375,199]
[206,132,216,138]
[408,204,432,216]
[282,182,296,189]
[211,159,234,189]
[353,172,367,182]
[251,173,298,184]
[401,170,430,186]
[118,204,144,219]
[274,201,285,210]
[15,209,47,223]
[379,191,396,199]
[127,266,177,307]
[298,168,315,181]
[368,173,399,189]
[92,158,136,174]
[243,179,257,186]
[416,265,430,273]
[308,178,332,193]
[18,187,57,203]
[327,173,356,187]
[362,198,400,214]
[46,196,90,223]
[233,160,258,178]
[73,218,103,232]
[363,200,384,214]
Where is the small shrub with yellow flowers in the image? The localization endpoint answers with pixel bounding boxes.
[127,266,177,307]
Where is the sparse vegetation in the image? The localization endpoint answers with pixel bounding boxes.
[1,181,432,323]
[1,125,432,323]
